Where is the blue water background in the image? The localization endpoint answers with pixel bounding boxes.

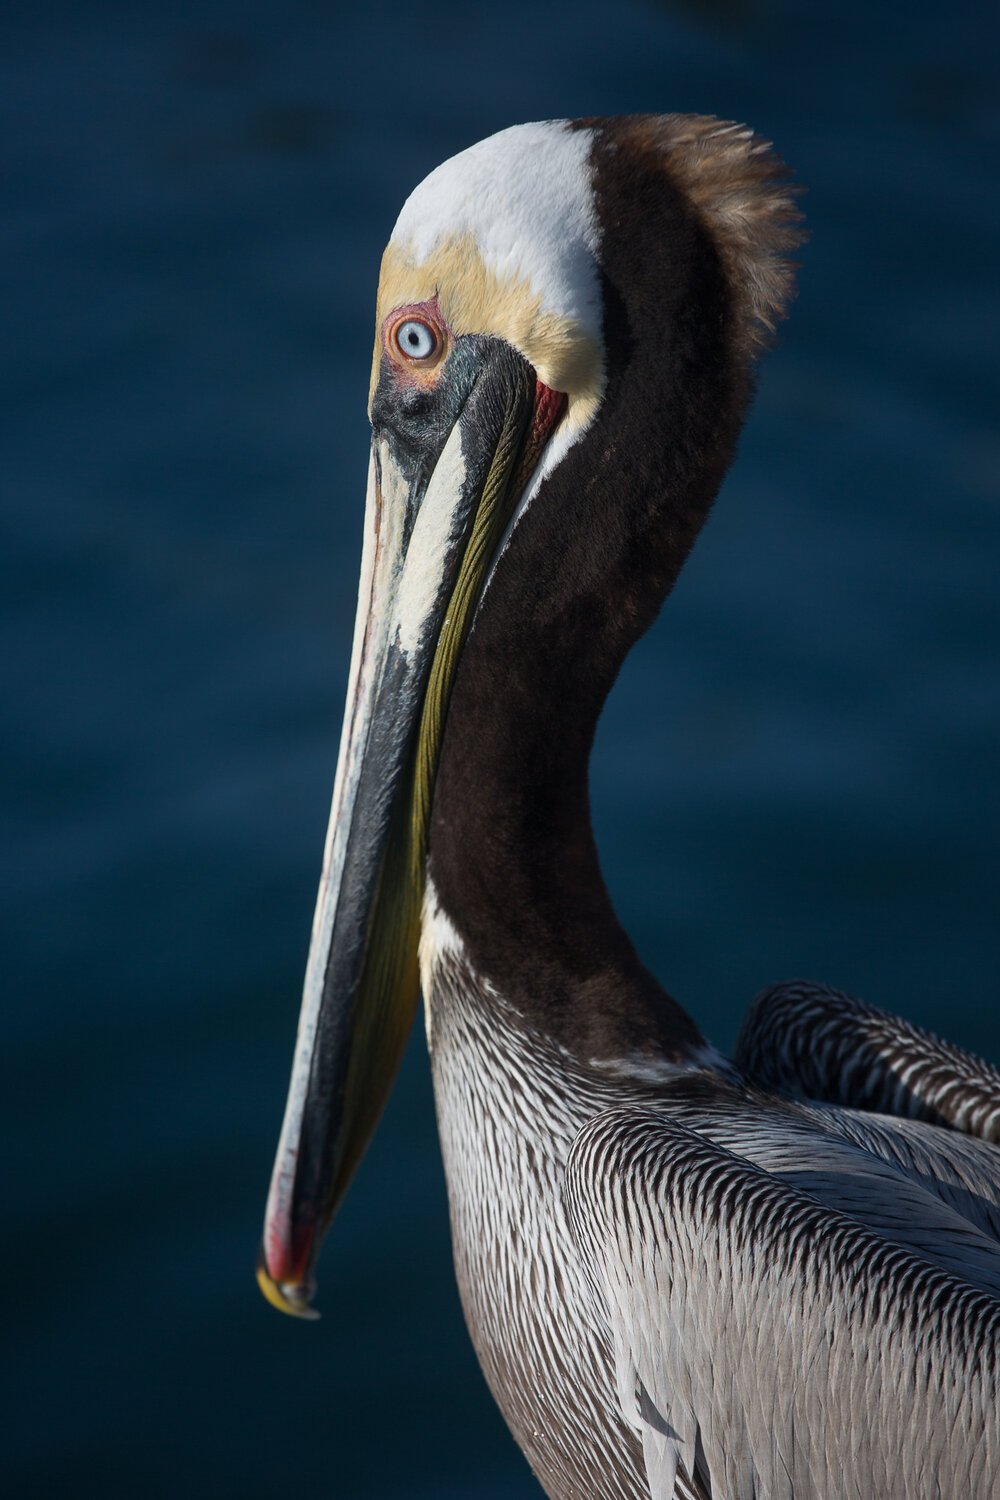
[2,1,998,1495]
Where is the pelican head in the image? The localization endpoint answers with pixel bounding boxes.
[257,115,801,1317]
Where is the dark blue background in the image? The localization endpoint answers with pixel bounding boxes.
[2,1,997,1495]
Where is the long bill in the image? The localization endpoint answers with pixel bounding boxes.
[257,342,562,1316]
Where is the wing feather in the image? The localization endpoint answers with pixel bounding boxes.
[567,1105,1000,1500]
[736,981,1000,1140]
[645,1076,1000,1297]
[806,1103,1000,1242]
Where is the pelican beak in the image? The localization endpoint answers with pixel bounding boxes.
[258,333,565,1316]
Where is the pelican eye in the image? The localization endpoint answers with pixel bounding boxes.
[393,318,438,362]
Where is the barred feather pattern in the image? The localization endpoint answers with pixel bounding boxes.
[568,1107,1000,1500]
[425,920,1000,1499]
[633,1076,1000,1299]
[736,981,1000,1141]
[426,942,712,1500]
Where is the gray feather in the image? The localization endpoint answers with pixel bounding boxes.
[567,1105,1000,1500]
[737,982,1000,1141]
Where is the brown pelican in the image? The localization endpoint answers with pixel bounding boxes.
[257,116,1000,1498]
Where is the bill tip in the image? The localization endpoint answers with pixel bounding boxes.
[256,1245,321,1321]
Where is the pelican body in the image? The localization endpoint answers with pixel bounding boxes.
[257,117,1000,1498]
